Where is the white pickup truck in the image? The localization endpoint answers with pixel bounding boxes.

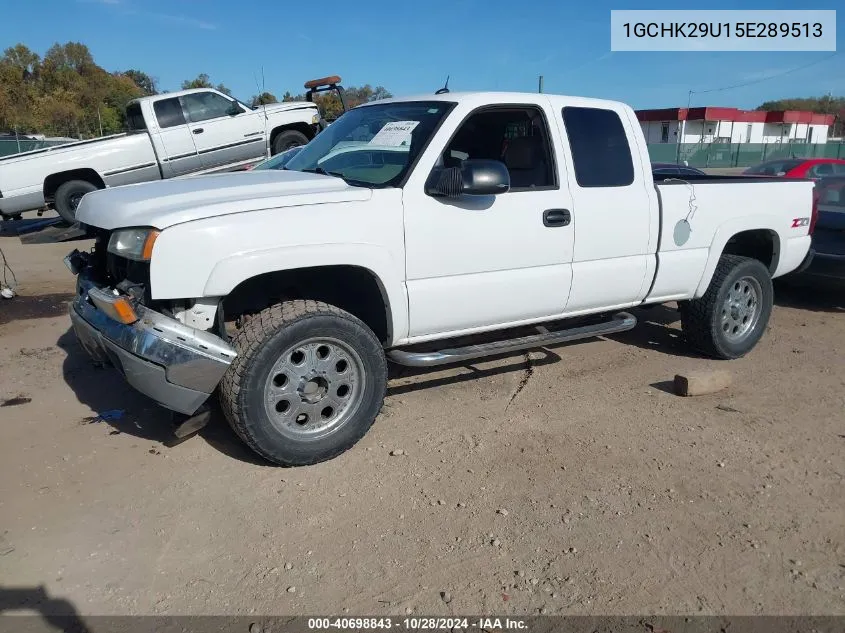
[64,90,816,466]
[0,88,322,223]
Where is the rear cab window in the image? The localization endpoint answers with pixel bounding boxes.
[561,106,634,187]
[125,103,146,131]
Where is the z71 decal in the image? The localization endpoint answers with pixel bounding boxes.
[791,217,810,228]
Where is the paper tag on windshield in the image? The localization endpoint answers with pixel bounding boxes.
[368,121,419,147]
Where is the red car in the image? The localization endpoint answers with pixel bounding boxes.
[743,158,845,180]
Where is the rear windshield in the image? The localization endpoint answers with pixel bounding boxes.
[126,102,146,131]
[744,159,802,176]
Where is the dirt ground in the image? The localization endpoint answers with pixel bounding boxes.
[1,225,843,617]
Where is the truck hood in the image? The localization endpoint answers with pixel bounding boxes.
[76,170,371,230]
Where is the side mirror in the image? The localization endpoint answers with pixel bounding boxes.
[227,102,241,116]
[425,159,510,198]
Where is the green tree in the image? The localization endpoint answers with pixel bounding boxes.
[756,96,845,113]
[0,41,144,137]
[0,45,40,132]
[250,91,278,107]
[2,44,40,79]
[757,95,845,138]
[0,43,396,140]
[369,86,393,101]
[123,69,157,96]
[181,73,213,90]
[181,73,231,96]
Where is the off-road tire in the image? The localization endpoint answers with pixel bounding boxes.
[680,254,773,360]
[219,300,387,466]
[271,130,309,155]
[55,179,99,224]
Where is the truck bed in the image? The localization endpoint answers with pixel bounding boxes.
[647,174,815,303]
[651,173,808,184]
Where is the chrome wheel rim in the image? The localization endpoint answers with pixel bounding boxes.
[69,193,84,211]
[721,276,762,343]
[263,337,366,440]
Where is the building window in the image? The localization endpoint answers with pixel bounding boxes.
[661,122,669,143]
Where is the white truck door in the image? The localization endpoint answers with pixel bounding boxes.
[180,91,265,169]
[402,101,575,339]
[150,96,201,177]
[555,104,655,314]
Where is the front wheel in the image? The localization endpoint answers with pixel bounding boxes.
[219,300,387,466]
[271,130,309,155]
[680,254,773,359]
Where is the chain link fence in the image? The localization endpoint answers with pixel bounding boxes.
[0,138,75,158]
[648,142,845,168]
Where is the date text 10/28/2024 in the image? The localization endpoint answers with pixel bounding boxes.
[307,618,528,630]
[610,10,836,51]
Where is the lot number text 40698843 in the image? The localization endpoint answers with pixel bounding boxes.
[307,617,528,630]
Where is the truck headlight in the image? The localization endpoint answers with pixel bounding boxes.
[107,228,160,262]
[311,112,320,124]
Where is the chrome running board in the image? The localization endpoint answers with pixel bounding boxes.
[388,312,637,368]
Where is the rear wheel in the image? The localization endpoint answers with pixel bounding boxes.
[219,300,387,466]
[54,179,99,224]
[680,254,773,359]
[272,130,309,155]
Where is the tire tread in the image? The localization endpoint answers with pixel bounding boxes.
[681,254,771,359]
[219,300,386,465]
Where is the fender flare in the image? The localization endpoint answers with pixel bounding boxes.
[43,168,107,201]
[202,243,408,343]
[693,215,783,298]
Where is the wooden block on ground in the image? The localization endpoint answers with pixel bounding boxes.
[674,370,732,397]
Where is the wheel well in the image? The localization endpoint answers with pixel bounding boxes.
[270,123,314,151]
[43,169,105,202]
[222,265,391,343]
[722,229,779,274]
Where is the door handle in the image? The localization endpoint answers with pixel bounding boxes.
[543,208,571,227]
[192,128,204,135]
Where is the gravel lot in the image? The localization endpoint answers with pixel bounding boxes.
[1,227,843,617]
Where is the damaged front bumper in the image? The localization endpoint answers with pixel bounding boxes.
[68,267,236,415]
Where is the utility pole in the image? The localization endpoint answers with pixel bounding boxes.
[97,107,103,137]
[538,75,544,94]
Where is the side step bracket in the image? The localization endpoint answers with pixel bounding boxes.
[388,312,637,368]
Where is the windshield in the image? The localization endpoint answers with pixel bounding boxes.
[252,146,303,171]
[285,100,454,187]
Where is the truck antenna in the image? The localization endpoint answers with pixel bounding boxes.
[253,66,270,158]
[435,75,450,95]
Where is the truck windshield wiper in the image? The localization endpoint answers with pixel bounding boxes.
[302,166,359,184]
[303,166,341,178]
[297,166,378,189]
